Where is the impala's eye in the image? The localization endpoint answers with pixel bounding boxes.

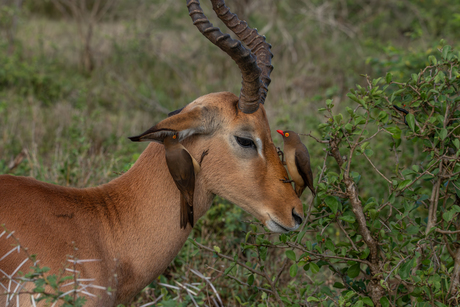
[235,136,256,149]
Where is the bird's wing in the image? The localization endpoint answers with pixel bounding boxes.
[295,145,315,195]
[167,148,195,229]
[170,149,195,206]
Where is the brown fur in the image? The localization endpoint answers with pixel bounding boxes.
[0,92,303,306]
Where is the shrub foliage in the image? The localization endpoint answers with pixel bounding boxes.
[176,45,460,307]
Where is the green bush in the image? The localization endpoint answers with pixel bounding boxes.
[174,45,460,307]
[0,50,62,104]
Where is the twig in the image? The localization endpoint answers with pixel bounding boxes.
[436,229,460,234]
[362,152,392,184]
[274,258,288,286]
[336,220,359,252]
[191,239,264,277]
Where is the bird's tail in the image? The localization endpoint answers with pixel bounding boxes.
[180,193,194,229]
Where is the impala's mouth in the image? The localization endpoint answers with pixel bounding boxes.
[266,214,298,233]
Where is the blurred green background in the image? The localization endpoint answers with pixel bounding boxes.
[0,0,459,305]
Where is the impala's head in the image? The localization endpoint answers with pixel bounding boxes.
[129,0,303,232]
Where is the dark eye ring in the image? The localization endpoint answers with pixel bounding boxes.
[235,136,256,149]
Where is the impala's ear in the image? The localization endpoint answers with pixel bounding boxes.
[167,106,185,117]
[129,106,215,144]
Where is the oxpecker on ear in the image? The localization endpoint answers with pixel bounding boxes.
[277,130,315,197]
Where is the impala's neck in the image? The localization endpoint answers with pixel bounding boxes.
[99,141,214,302]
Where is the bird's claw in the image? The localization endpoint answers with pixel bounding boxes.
[280,177,293,183]
[276,147,285,162]
[199,149,209,165]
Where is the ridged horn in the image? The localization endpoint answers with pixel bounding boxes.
[186,0,271,114]
[210,0,273,105]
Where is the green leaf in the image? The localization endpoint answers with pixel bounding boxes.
[224,264,236,275]
[442,45,451,59]
[397,179,412,190]
[354,116,366,125]
[353,301,364,307]
[310,262,320,274]
[213,246,221,253]
[363,202,377,212]
[297,228,308,242]
[339,215,356,224]
[347,263,360,278]
[401,169,416,176]
[245,231,252,242]
[369,209,379,220]
[188,238,199,248]
[289,263,298,277]
[345,123,354,132]
[388,193,395,203]
[385,72,392,84]
[406,113,415,132]
[260,246,267,261]
[386,126,401,139]
[347,92,360,103]
[454,139,460,149]
[378,111,388,123]
[324,196,339,214]
[380,297,390,307]
[307,297,320,302]
[400,258,414,280]
[443,210,456,222]
[325,239,335,252]
[362,297,374,306]
[360,248,370,260]
[406,225,419,235]
[285,250,296,261]
[439,128,448,140]
[248,274,254,285]
[333,282,345,289]
[334,113,343,124]
[360,142,370,152]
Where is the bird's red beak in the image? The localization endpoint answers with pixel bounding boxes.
[276,130,284,136]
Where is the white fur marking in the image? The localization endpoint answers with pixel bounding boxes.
[178,128,196,141]
[255,138,264,159]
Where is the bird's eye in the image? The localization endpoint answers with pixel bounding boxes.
[235,136,256,149]
[285,132,290,137]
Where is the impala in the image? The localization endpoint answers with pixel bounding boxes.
[0,0,303,305]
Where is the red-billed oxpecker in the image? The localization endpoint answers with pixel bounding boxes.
[163,134,201,229]
[276,130,315,197]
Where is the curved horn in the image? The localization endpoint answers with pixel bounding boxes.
[186,0,263,114]
[211,0,273,105]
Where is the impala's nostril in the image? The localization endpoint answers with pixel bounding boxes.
[292,209,303,226]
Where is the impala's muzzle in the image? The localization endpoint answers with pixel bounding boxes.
[266,208,303,233]
[292,208,303,226]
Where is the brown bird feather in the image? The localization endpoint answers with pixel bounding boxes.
[277,130,315,197]
[164,135,201,229]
